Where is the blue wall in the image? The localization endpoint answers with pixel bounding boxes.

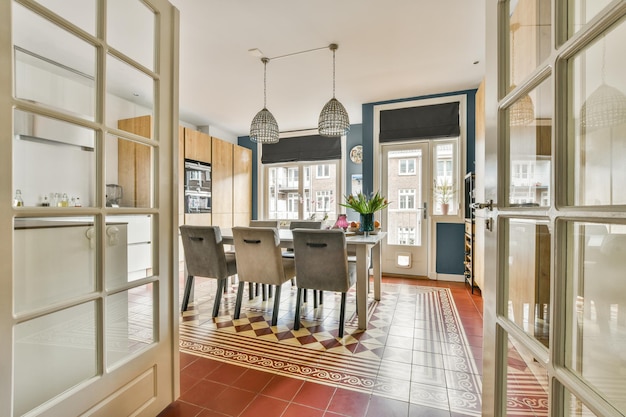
[239,88,477,275]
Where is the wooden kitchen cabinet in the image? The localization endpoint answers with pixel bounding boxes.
[233,144,252,226]
[184,128,211,163]
[211,136,233,228]
[118,115,152,208]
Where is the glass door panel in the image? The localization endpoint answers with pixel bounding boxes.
[107,0,155,71]
[382,143,428,275]
[33,0,96,35]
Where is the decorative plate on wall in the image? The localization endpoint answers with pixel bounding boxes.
[349,145,363,164]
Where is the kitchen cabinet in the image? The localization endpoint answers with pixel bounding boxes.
[233,144,252,226]
[118,115,152,208]
[211,136,233,228]
[184,128,211,163]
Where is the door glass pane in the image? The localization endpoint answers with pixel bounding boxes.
[106,0,155,70]
[508,78,552,207]
[433,142,457,215]
[13,110,96,208]
[34,0,96,35]
[13,217,96,315]
[565,221,626,414]
[13,2,96,121]
[387,149,422,246]
[14,302,97,416]
[505,331,549,416]
[508,0,551,91]
[108,135,153,208]
[106,284,154,368]
[106,54,154,130]
[568,19,626,207]
[568,0,613,37]
[563,385,600,416]
[106,215,153,288]
[504,219,551,347]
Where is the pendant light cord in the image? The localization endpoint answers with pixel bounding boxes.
[262,57,269,108]
[330,43,338,98]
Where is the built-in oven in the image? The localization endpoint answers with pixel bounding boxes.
[184,159,211,213]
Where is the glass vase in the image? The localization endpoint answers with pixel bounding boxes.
[359,213,374,236]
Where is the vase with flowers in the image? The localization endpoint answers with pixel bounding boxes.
[434,179,455,215]
[340,191,390,236]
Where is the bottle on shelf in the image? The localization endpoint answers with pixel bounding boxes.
[42,196,50,207]
[13,189,24,207]
[61,193,69,207]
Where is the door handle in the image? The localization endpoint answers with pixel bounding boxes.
[471,200,494,211]
[423,202,427,219]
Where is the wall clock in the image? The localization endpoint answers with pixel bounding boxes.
[349,145,363,164]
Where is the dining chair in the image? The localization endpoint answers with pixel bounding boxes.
[249,219,279,228]
[179,225,237,316]
[232,226,296,326]
[292,229,356,337]
[284,220,323,303]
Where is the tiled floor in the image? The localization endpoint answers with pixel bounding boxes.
[158,277,483,417]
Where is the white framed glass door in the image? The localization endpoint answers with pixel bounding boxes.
[2,1,178,416]
[381,142,430,276]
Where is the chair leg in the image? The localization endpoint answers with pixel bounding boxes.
[294,288,302,330]
[181,275,194,312]
[234,281,245,319]
[262,284,267,301]
[270,285,282,326]
[338,292,347,338]
[303,289,308,303]
[212,279,225,317]
[269,285,273,298]
[313,290,318,308]
[248,282,254,300]
[319,291,324,305]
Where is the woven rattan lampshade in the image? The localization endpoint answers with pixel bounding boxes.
[580,84,626,131]
[250,57,279,144]
[319,44,350,137]
[509,87,535,126]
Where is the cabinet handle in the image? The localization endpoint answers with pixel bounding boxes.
[85,227,96,249]
[106,226,119,246]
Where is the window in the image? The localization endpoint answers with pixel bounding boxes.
[433,141,458,215]
[399,189,416,210]
[316,164,330,178]
[316,190,333,212]
[398,227,416,245]
[264,162,339,221]
[399,159,416,175]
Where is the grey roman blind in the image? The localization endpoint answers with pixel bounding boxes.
[261,134,341,164]
[380,102,460,142]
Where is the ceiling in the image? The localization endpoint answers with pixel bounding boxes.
[169,0,486,138]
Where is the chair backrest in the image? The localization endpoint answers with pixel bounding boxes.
[292,229,353,292]
[232,226,291,285]
[180,225,230,279]
[289,220,322,230]
[250,220,279,228]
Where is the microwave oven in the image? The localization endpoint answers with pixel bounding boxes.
[184,159,211,213]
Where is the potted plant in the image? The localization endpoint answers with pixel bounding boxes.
[434,179,455,215]
[340,191,390,235]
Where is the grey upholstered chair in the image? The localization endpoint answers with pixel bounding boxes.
[179,225,237,316]
[284,220,323,303]
[292,229,356,337]
[232,226,296,326]
[249,219,279,228]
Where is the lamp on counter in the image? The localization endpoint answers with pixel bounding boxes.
[334,214,349,231]
[250,57,279,144]
[318,44,350,137]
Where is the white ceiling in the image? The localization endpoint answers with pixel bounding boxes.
[170,0,486,138]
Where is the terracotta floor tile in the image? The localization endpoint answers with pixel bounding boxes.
[260,374,304,401]
[282,403,325,417]
[326,387,370,417]
[292,381,336,410]
[238,395,288,417]
[156,400,204,417]
[179,380,227,408]
[232,368,274,392]
[180,352,199,370]
[208,386,257,416]
[181,357,223,380]
[206,362,247,385]
[180,372,201,396]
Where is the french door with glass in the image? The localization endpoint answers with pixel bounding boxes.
[1,1,179,416]
[482,0,626,416]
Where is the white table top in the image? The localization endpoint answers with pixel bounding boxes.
[220,227,386,246]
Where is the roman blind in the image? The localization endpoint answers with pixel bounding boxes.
[261,134,341,164]
[379,102,460,142]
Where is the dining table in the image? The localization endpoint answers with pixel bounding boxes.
[219,227,387,330]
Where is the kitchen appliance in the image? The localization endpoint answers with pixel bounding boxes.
[184,160,211,213]
[106,184,123,207]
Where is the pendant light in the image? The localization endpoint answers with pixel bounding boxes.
[509,23,535,126]
[580,37,626,131]
[318,43,350,137]
[250,57,279,144]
